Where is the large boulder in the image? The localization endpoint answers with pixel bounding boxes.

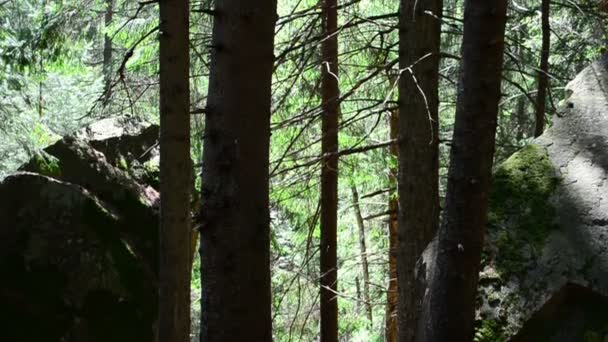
[21,136,160,275]
[0,173,156,341]
[475,55,608,341]
[0,117,160,341]
[74,117,159,166]
[74,117,160,189]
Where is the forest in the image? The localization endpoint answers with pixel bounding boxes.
[1,0,608,341]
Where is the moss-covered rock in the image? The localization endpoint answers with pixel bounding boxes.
[21,136,160,275]
[488,144,561,277]
[1,118,162,341]
[0,173,156,341]
[30,150,62,178]
[474,318,506,342]
[75,117,159,168]
[477,54,608,341]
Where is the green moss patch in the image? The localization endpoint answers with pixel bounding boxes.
[31,151,62,178]
[474,318,506,342]
[488,144,561,277]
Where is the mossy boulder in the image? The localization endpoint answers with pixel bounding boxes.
[74,117,160,189]
[476,55,608,340]
[487,144,561,277]
[75,117,159,167]
[0,118,161,341]
[0,173,156,341]
[21,136,160,275]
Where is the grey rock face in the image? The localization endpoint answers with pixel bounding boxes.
[476,55,608,341]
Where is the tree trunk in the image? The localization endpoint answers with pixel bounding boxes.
[158,0,191,341]
[515,93,527,141]
[419,1,508,341]
[320,0,340,340]
[385,107,399,342]
[514,30,528,142]
[199,0,276,340]
[535,0,551,137]
[351,185,373,325]
[102,0,114,106]
[397,0,442,341]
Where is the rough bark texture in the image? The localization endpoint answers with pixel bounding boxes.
[386,108,399,342]
[535,0,551,137]
[102,0,114,105]
[419,1,507,341]
[320,0,340,340]
[515,90,528,141]
[199,0,276,340]
[158,0,191,341]
[514,31,529,141]
[351,185,373,325]
[397,0,441,341]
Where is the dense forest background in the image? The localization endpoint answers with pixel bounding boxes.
[0,0,607,341]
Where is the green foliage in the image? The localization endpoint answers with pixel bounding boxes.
[0,0,606,341]
[474,319,506,342]
[31,151,61,178]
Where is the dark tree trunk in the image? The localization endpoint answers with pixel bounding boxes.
[385,107,399,342]
[419,1,508,341]
[158,0,191,341]
[515,93,527,141]
[515,30,528,142]
[199,0,277,340]
[351,185,373,325]
[320,0,340,340]
[535,0,551,137]
[102,0,114,106]
[397,0,442,341]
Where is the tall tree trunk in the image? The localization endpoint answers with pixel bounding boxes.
[419,0,508,341]
[535,0,551,137]
[515,93,527,141]
[515,30,528,141]
[320,0,340,340]
[397,0,442,341]
[158,0,191,341]
[199,0,277,340]
[385,107,399,342]
[102,0,114,106]
[351,185,373,325]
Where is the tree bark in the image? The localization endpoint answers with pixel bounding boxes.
[385,107,399,342]
[535,0,551,137]
[320,0,340,340]
[102,0,114,106]
[515,92,527,141]
[351,185,373,325]
[397,0,442,341]
[158,0,191,341]
[515,30,528,141]
[199,0,277,340]
[419,1,508,341]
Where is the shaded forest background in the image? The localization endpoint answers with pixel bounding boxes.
[0,0,606,341]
